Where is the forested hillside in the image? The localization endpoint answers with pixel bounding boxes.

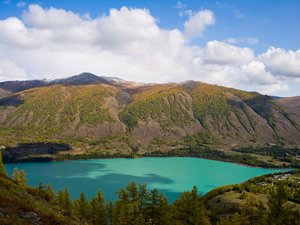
[0,73,299,166]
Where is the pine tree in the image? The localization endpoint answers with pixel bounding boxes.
[241,197,265,225]
[12,167,20,182]
[113,200,130,225]
[19,169,27,188]
[56,190,64,207]
[45,184,54,202]
[12,167,27,188]
[63,188,73,211]
[0,151,7,177]
[79,192,89,219]
[138,184,149,211]
[90,190,108,225]
[267,183,294,225]
[140,188,169,225]
[107,201,114,225]
[73,199,80,216]
[172,186,211,225]
[115,184,136,225]
[127,182,138,203]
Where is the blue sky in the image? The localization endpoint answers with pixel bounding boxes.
[2,0,300,53]
[0,0,299,96]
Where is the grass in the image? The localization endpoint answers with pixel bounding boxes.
[204,170,300,217]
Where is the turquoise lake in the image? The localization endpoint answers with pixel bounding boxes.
[5,157,286,202]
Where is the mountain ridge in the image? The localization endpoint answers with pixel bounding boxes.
[0,73,299,166]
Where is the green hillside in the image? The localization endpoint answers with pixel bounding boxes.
[0,78,299,166]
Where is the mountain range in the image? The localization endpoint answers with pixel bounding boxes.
[0,73,299,165]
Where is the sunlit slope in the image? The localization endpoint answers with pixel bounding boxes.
[0,84,125,145]
[183,82,300,147]
[120,84,202,141]
[0,81,299,151]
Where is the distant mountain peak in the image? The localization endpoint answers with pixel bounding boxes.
[51,72,110,85]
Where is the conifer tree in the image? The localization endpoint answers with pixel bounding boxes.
[127,182,138,203]
[106,201,114,225]
[73,199,80,216]
[138,184,149,211]
[267,183,294,225]
[113,200,130,225]
[45,184,55,202]
[172,186,211,225]
[12,167,20,182]
[148,189,170,225]
[56,190,64,207]
[79,192,89,219]
[90,190,108,225]
[19,169,28,188]
[12,168,27,188]
[63,188,73,211]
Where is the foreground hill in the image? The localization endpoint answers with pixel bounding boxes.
[0,73,299,166]
[0,173,85,224]
[204,170,300,223]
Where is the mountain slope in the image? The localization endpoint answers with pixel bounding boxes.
[0,75,299,165]
[0,174,86,225]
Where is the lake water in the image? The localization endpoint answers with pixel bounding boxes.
[5,157,286,202]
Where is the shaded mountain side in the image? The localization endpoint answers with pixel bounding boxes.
[0,80,48,93]
[0,73,125,94]
[0,76,299,164]
[0,88,10,99]
[51,72,110,85]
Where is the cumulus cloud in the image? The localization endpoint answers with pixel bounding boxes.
[198,41,254,65]
[22,4,83,29]
[0,4,298,95]
[184,10,215,38]
[259,47,300,78]
[0,56,27,81]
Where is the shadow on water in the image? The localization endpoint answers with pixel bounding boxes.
[53,172,177,201]
[53,161,108,177]
[3,142,71,163]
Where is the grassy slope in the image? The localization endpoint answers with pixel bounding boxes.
[0,84,115,145]
[204,170,300,217]
[0,174,86,225]
[0,82,299,166]
[120,84,195,131]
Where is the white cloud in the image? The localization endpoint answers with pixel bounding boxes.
[184,10,215,38]
[259,47,300,78]
[0,56,27,81]
[198,41,254,65]
[0,4,298,95]
[22,4,83,29]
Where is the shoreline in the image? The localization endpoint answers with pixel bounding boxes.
[4,152,297,169]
